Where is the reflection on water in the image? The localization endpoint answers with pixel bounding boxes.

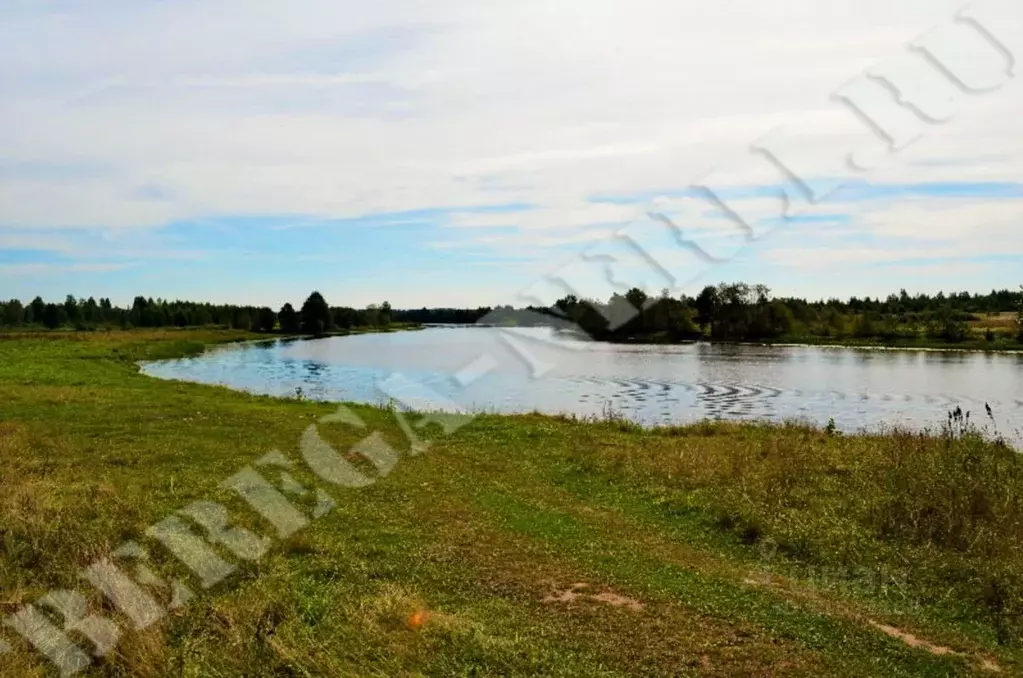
[141,327,1023,444]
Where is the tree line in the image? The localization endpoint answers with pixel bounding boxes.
[3,284,1021,344]
[389,307,492,325]
[0,292,395,335]
[538,284,1023,344]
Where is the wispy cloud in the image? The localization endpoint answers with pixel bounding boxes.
[0,262,137,276]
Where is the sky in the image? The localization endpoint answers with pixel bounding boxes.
[0,0,1021,309]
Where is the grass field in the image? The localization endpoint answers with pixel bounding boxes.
[1,329,1021,676]
[970,313,1021,331]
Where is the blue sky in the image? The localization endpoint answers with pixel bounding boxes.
[1,0,1021,309]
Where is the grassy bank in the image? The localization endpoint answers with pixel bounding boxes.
[1,330,1021,676]
[763,332,1023,352]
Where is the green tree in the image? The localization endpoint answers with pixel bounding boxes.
[41,303,65,329]
[332,307,358,329]
[256,307,277,333]
[927,307,969,343]
[604,294,638,333]
[83,297,99,324]
[622,288,649,332]
[130,296,149,326]
[554,294,578,317]
[234,310,252,331]
[764,299,795,338]
[29,296,46,325]
[666,300,698,339]
[853,313,878,339]
[2,299,24,326]
[64,295,80,323]
[278,303,300,334]
[364,304,380,328]
[97,298,112,324]
[694,285,719,334]
[300,292,331,335]
[624,287,649,310]
[713,283,754,340]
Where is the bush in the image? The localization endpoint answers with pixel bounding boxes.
[852,314,878,338]
[926,313,970,342]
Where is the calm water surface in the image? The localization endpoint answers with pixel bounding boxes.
[141,327,1023,443]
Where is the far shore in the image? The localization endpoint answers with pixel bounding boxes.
[5,321,1022,355]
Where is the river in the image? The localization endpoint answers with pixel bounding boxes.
[140,327,1023,444]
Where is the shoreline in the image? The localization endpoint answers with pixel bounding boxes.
[442,323,1023,354]
[5,323,1021,355]
[134,329,1022,452]
[590,334,1023,354]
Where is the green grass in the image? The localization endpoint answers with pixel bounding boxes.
[766,334,1023,352]
[0,330,1020,676]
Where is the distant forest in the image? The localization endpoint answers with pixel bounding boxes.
[2,285,1022,344]
[0,292,487,335]
[525,284,1023,345]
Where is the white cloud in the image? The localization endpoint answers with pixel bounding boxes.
[856,199,1023,241]
[1,0,1022,308]
[3,0,1018,231]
